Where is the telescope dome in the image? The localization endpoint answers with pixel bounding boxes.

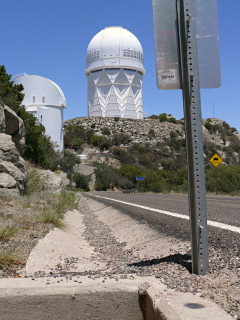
[86,26,144,75]
[14,74,66,107]
[13,74,66,150]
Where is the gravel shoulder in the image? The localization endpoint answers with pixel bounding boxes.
[19,194,239,319]
[0,193,239,318]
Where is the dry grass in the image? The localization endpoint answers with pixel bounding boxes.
[0,250,24,270]
[0,165,78,276]
[0,226,19,241]
[36,209,65,228]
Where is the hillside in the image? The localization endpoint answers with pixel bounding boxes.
[63,116,240,194]
[64,116,240,168]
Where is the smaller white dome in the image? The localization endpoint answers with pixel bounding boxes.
[86,26,145,75]
[13,74,66,108]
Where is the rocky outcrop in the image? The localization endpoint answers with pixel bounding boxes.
[65,117,184,148]
[40,169,70,193]
[0,103,27,196]
[65,117,240,165]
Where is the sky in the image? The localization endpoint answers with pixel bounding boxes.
[1,0,240,131]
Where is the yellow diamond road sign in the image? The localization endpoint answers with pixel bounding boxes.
[209,153,223,167]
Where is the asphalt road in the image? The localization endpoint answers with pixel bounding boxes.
[84,192,240,257]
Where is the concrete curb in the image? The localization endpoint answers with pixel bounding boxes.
[141,282,234,320]
[0,276,233,319]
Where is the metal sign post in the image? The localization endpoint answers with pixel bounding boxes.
[152,0,221,274]
[177,0,209,274]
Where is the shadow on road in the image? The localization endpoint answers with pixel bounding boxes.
[128,253,192,273]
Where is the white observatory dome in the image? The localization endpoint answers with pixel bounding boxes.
[86,26,145,75]
[13,74,66,150]
[14,74,66,107]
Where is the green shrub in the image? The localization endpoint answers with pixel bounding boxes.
[205,165,240,194]
[148,114,158,119]
[159,113,168,122]
[94,163,132,191]
[118,165,143,183]
[101,127,111,135]
[148,128,156,138]
[110,146,136,164]
[71,137,85,150]
[167,117,177,124]
[90,135,110,151]
[138,152,156,168]
[71,173,90,191]
[58,150,80,172]
[170,130,177,139]
[64,125,95,148]
[111,133,131,146]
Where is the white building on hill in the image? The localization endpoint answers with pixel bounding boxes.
[14,74,66,150]
[85,26,145,119]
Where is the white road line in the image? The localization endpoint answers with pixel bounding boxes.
[89,194,240,234]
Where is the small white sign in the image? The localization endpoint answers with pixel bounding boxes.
[158,69,177,82]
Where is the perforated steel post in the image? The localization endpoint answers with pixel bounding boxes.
[177,0,209,275]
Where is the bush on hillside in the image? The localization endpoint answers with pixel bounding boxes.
[101,127,111,135]
[90,135,110,151]
[111,133,131,146]
[205,165,240,194]
[71,173,90,191]
[64,124,95,149]
[58,151,80,172]
[94,163,132,191]
[110,146,136,164]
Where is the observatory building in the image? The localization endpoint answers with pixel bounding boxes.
[14,74,66,150]
[85,26,145,119]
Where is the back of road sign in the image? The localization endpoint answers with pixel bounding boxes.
[152,0,221,90]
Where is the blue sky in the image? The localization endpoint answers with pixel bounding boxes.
[1,0,240,131]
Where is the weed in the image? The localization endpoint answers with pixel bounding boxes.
[18,217,36,230]
[0,226,18,241]
[58,190,77,212]
[25,164,47,195]
[29,233,38,239]
[35,190,76,228]
[0,250,22,269]
[20,202,32,208]
[0,213,13,221]
[37,209,65,228]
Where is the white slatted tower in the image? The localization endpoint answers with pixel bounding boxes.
[85,27,145,119]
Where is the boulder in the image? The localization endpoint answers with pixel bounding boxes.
[0,103,27,195]
[1,103,25,155]
[0,133,20,164]
[0,172,17,188]
[0,161,27,193]
[39,169,70,193]
[0,105,5,132]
